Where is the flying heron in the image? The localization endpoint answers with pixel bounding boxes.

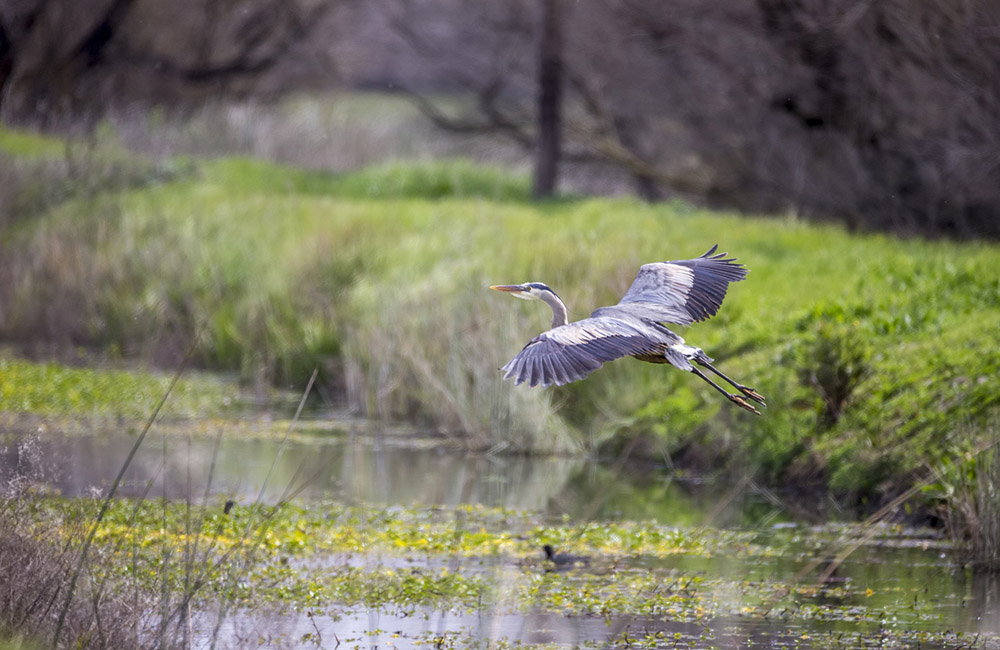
[490,245,765,414]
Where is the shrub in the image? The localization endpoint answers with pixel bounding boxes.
[795,321,872,429]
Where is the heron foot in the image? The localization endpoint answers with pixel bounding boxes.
[740,386,766,406]
[731,394,762,415]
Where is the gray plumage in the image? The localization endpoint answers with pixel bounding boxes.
[490,245,766,415]
[610,246,749,325]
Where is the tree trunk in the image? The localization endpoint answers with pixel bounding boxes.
[532,0,563,199]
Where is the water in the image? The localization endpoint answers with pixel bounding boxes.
[1,424,776,525]
[4,424,1000,649]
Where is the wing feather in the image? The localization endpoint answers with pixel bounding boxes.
[498,246,749,387]
[543,356,563,385]
[501,317,663,387]
[613,244,748,325]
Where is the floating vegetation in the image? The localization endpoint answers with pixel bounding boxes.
[24,496,986,646]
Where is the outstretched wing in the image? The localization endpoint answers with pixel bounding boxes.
[501,317,666,388]
[610,245,748,326]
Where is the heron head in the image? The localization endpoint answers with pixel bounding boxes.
[490,282,557,301]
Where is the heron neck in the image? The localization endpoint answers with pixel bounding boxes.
[540,292,568,329]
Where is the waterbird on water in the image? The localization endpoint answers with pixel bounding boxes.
[490,245,766,414]
[543,545,590,568]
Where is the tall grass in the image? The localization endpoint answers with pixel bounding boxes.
[935,430,1000,570]
[0,436,152,649]
[0,352,319,649]
[108,93,525,174]
[2,124,1000,499]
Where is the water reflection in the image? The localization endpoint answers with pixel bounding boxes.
[1,426,781,526]
[210,608,818,649]
[208,599,1000,650]
[2,428,583,512]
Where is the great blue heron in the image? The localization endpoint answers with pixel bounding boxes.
[490,245,766,415]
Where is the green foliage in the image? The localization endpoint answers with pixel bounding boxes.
[0,127,66,158]
[0,126,189,236]
[201,156,529,201]
[0,358,239,418]
[2,123,1000,499]
[795,320,873,429]
[328,158,531,201]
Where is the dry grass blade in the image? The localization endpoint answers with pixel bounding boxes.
[207,367,319,650]
[54,326,202,647]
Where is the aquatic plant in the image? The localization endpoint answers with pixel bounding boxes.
[17,495,970,645]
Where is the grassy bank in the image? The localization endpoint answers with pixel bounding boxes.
[1,125,999,503]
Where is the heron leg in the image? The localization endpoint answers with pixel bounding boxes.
[694,357,766,406]
[690,367,762,415]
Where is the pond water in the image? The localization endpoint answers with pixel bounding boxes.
[1,422,776,525]
[4,421,1000,649]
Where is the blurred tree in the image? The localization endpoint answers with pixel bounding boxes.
[3,0,999,237]
[0,0,337,125]
[378,0,1000,237]
[532,0,563,198]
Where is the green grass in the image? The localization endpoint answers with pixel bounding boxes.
[1,123,999,501]
[201,156,530,202]
[0,358,240,419]
[0,128,66,158]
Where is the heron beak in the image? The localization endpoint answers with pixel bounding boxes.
[490,284,524,294]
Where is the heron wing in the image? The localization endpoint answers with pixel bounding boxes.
[614,244,748,325]
[501,317,664,387]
